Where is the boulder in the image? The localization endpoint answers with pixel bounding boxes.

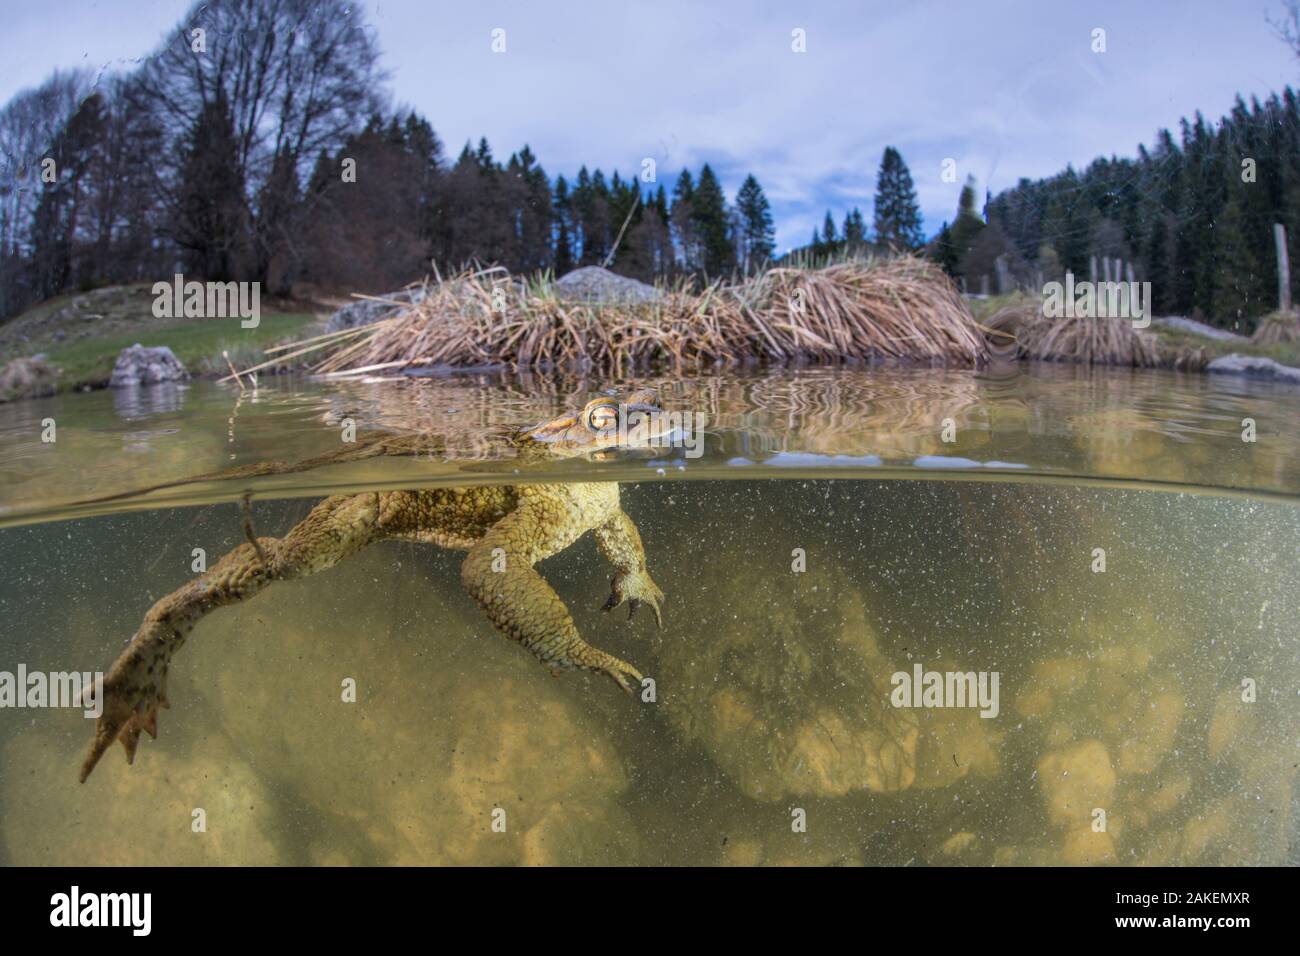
[1153,316,1247,342]
[1206,352,1300,384]
[554,266,661,305]
[650,560,919,802]
[109,344,190,388]
[325,287,426,333]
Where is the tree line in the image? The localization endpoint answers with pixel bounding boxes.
[0,0,786,323]
[5,0,1292,331]
[932,90,1300,327]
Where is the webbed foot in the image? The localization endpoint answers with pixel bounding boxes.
[79,623,173,782]
[587,648,644,694]
[601,569,665,627]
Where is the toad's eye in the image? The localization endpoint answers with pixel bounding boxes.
[587,402,619,431]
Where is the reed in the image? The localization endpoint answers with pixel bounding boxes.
[1016,312,1164,367]
[233,257,988,379]
[1251,310,1300,345]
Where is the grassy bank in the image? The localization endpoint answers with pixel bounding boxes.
[38,312,317,388]
[0,282,318,392]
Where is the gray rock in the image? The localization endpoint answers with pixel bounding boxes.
[1154,316,1247,342]
[554,266,661,305]
[325,288,426,333]
[109,344,190,388]
[1206,353,1300,384]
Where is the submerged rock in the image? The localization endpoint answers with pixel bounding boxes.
[554,266,662,305]
[651,561,918,802]
[2,724,282,865]
[1037,739,1116,829]
[195,543,636,865]
[109,343,190,387]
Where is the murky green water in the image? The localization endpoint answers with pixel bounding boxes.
[0,365,1297,865]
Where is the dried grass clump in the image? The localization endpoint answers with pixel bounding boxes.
[237,257,987,379]
[739,259,986,365]
[1251,310,1300,345]
[1016,313,1163,367]
[0,356,58,402]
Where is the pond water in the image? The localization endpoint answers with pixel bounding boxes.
[0,363,1296,865]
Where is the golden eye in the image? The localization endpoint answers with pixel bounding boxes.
[587,403,619,431]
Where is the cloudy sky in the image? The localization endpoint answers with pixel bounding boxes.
[3,0,1295,251]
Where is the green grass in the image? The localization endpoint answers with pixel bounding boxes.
[1149,324,1300,368]
[40,312,317,389]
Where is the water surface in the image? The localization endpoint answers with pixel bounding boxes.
[0,364,1296,866]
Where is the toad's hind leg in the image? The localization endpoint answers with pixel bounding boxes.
[461,498,643,693]
[80,491,401,782]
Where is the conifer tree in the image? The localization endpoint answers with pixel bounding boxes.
[553,175,574,275]
[872,146,924,251]
[691,164,734,275]
[947,177,986,277]
[670,170,696,271]
[734,173,774,273]
[822,210,837,247]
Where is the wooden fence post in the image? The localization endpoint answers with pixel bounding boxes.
[1276,223,1292,314]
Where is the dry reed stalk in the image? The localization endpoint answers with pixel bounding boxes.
[246,256,988,377]
[1017,312,1162,366]
[1251,311,1300,345]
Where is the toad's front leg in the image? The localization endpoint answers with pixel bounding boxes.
[594,509,664,626]
[461,501,643,693]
